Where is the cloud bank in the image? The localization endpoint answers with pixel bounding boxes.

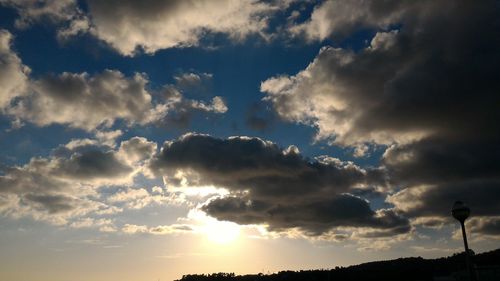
[150,133,408,237]
[0,136,157,225]
[262,0,500,237]
[0,32,227,131]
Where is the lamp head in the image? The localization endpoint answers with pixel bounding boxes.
[452,201,470,222]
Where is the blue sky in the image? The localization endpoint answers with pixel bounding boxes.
[0,1,499,281]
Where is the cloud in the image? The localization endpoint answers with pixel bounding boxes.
[85,0,290,55]
[107,188,149,207]
[0,189,107,226]
[410,246,459,254]
[107,187,170,210]
[0,0,78,28]
[0,34,227,131]
[122,223,193,235]
[468,217,500,237]
[203,195,409,236]
[261,0,500,238]
[1,1,298,55]
[382,137,500,186]
[174,72,213,96]
[411,217,450,230]
[155,84,227,128]
[55,151,133,181]
[94,129,123,147]
[149,133,408,236]
[288,0,419,41]
[1,56,226,131]
[69,217,115,231]
[387,181,500,218]
[0,0,89,38]
[0,29,30,109]
[0,134,189,228]
[8,70,153,131]
[262,1,500,147]
[23,193,78,214]
[383,138,500,236]
[118,136,157,164]
[0,137,150,224]
[150,133,381,194]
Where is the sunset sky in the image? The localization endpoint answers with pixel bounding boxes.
[0,1,499,281]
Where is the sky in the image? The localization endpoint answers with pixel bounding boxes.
[0,1,499,281]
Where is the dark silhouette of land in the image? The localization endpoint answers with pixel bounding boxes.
[176,248,500,281]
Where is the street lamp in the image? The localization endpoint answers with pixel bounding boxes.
[452,201,476,281]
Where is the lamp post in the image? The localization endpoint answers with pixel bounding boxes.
[451,201,476,281]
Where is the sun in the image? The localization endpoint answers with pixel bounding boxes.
[187,208,241,245]
[203,219,241,245]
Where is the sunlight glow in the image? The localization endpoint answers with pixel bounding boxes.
[203,219,241,245]
[187,209,241,245]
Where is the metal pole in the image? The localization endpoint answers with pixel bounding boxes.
[460,221,476,281]
[460,221,469,253]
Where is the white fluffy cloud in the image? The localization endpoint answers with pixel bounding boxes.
[0,136,158,225]
[107,187,172,210]
[0,29,29,109]
[146,75,227,128]
[122,223,193,235]
[9,70,154,130]
[118,137,158,164]
[261,46,430,147]
[1,0,295,55]
[288,0,424,41]
[86,0,289,55]
[0,44,227,131]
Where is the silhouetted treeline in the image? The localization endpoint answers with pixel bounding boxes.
[176,248,500,281]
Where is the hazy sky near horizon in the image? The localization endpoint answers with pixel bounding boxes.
[0,1,499,281]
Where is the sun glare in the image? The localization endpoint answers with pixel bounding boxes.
[203,219,241,245]
[187,208,241,245]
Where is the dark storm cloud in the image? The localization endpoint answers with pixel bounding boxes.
[150,133,408,235]
[264,0,500,147]
[150,133,383,199]
[262,0,500,236]
[383,137,500,186]
[469,217,500,236]
[203,194,409,236]
[388,181,500,218]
